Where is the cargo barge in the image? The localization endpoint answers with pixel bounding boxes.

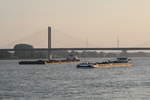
[77,58,133,68]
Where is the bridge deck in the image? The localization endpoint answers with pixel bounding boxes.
[1,48,150,51]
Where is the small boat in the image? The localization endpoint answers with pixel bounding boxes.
[77,62,94,68]
[77,58,133,68]
[19,60,45,65]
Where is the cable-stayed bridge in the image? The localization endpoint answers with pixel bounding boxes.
[1,26,150,52]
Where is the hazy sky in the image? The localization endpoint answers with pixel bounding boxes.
[1,0,150,48]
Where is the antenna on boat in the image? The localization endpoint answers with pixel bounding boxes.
[48,26,52,61]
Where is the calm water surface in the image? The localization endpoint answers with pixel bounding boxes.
[0,57,150,100]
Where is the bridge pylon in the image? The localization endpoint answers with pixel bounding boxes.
[48,26,51,60]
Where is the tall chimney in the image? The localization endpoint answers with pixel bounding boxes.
[48,26,51,60]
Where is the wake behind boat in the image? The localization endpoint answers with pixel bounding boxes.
[77,58,133,68]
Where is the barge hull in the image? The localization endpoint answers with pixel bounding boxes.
[93,63,133,68]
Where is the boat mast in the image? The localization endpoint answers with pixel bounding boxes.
[48,26,51,61]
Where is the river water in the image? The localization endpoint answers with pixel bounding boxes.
[0,57,150,100]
